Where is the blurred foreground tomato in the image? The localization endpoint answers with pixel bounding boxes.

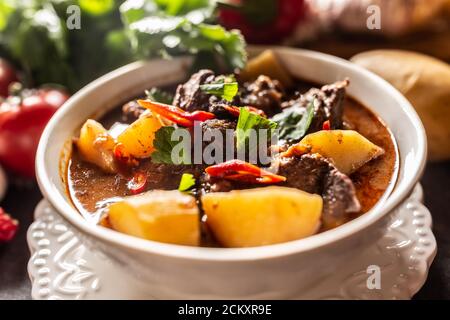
[0,59,18,98]
[0,87,69,178]
[218,0,306,43]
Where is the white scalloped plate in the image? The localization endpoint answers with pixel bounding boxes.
[27,184,436,300]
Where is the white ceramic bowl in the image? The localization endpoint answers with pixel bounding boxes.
[35,47,427,299]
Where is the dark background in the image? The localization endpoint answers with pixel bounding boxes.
[0,161,449,300]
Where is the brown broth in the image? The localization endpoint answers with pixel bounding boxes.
[344,99,397,214]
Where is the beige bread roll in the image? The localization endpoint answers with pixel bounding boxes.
[351,50,450,161]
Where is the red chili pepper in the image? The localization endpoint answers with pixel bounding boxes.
[114,143,138,167]
[187,110,216,122]
[223,105,266,118]
[127,171,148,195]
[205,159,286,184]
[137,100,215,127]
[322,120,331,131]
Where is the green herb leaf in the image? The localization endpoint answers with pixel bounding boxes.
[178,173,196,192]
[2,3,75,88]
[145,87,174,104]
[0,0,245,92]
[200,76,238,102]
[0,1,127,91]
[151,126,191,164]
[121,0,247,72]
[236,108,277,152]
[154,0,211,17]
[271,100,315,142]
[197,24,247,70]
[79,0,115,16]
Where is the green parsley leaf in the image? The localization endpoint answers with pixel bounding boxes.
[178,173,196,192]
[121,0,247,72]
[151,126,191,164]
[145,88,174,104]
[271,100,315,142]
[200,77,238,102]
[236,108,277,152]
[197,24,247,70]
[3,3,75,88]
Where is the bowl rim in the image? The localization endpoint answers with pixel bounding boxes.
[36,46,427,261]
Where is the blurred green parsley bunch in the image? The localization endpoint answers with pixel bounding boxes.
[0,0,246,92]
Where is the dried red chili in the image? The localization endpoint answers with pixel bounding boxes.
[127,171,148,195]
[322,120,331,131]
[137,100,215,127]
[222,105,266,118]
[205,159,286,184]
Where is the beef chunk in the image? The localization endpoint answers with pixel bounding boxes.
[281,79,349,132]
[173,70,242,114]
[172,69,215,112]
[241,75,284,117]
[275,153,360,229]
[322,167,361,228]
[200,175,255,194]
[208,102,238,120]
[137,162,204,191]
[201,119,237,136]
[276,154,329,194]
[200,176,234,193]
[196,119,237,164]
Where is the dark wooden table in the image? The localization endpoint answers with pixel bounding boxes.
[0,162,449,300]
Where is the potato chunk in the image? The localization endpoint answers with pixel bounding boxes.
[240,50,293,87]
[117,113,163,158]
[298,130,384,174]
[108,190,200,246]
[202,187,322,247]
[76,119,118,173]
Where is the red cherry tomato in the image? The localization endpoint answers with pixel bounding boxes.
[0,58,18,98]
[0,87,69,178]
